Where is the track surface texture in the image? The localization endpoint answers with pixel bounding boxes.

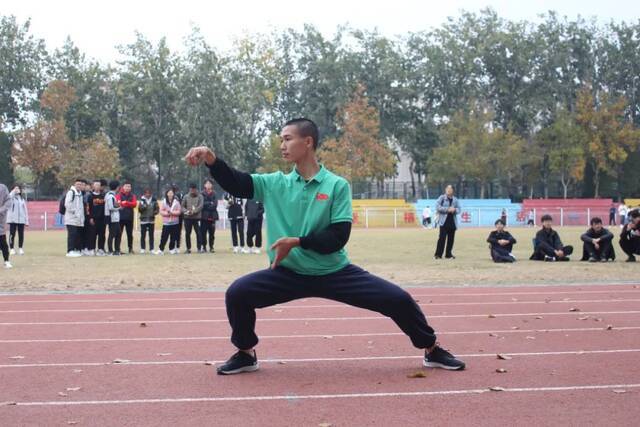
[1,283,640,426]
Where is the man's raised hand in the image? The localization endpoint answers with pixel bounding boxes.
[185,146,216,167]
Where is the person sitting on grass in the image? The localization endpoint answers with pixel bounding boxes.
[185,118,465,375]
[619,209,640,262]
[487,219,517,263]
[530,214,573,262]
[580,217,615,262]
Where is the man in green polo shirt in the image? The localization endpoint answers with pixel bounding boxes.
[185,118,465,374]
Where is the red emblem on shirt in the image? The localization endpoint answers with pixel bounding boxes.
[316,193,329,201]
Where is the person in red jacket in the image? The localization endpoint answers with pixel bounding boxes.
[116,182,138,254]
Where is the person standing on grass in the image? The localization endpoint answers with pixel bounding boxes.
[487,219,516,263]
[500,208,507,226]
[88,180,107,256]
[245,198,265,254]
[200,179,218,253]
[527,209,535,227]
[64,179,85,258]
[618,203,628,228]
[172,184,184,253]
[157,188,182,255]
[619,209,640,262]
[7,185,29,256]
[185,117,465,375]
[421,205,432,228]
[182,183,204,254]
[138,188,159,254]
[0,183,13,269]
[105,180,122,256]
[434,185,460,259]
[609,204,617,226]
[225,193,248,253]
[580,217,615,262]
[116,182,137,254]
[530,214,573,262]
[81,181,94,256]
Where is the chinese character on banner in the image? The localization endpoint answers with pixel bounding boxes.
[461,211,472,223]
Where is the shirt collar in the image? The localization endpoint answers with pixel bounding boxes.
[293,165,327,183]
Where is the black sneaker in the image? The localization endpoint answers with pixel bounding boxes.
[445,255,456,259]
[434,256,442,260]
[544,255,556,262]
[185,249,192,254]
[210,248,215,253]
[423,345,465,371]
[627,255,637,263]
[217,350,259,375]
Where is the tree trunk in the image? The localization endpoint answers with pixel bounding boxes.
[408,161,416,199]
[593,166,600,198]
[560,173,569,199]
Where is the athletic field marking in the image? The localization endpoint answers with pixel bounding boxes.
[1,348,639,369]
[1,326,638,344]
[2,310,640,326]
[1,298,639,313]
[1,289,639,304]
[9,384,640,406]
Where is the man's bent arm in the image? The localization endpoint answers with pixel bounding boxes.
[207,158,254,199]
[299,222,351,254]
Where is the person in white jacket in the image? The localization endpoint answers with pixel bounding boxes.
[0,183,12,268]
[7,185,29,255]
[64,179,86,257]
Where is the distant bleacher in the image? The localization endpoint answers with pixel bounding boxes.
[414,199,522,227]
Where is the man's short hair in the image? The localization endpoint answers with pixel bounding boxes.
[630,209,640,219]
[541,214,553,222]
[109,180,120,191]
[74,178,85,184]
[284,118,319,149]
[189,182,197,189]
[590,217,603,225]
[100,179,108,187]
[495,219,505,226]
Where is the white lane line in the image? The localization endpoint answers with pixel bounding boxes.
[1,288,639,304]
[1,348,639,369]
[2,310,640,325]
[10,384,640,406]
[1,326,638,344]
[1,298,640,313]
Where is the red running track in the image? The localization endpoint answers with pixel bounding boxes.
[1,283,639,426]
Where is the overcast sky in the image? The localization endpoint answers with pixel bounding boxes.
[3,0,639,63]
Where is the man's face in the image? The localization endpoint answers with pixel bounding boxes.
[280,125,313,163]
[593,222,603,232]
[204,182,213,192]
[74,181,83,191]
[93,182,101,192]
[190,188,198,196]
[123,184,131,193]
[542,220,553,229]
[496,223,504,232]
[144,190,151,198]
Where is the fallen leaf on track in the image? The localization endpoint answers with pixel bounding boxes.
[278,361,287,365]
[488,314,496,318]
[112,359,130,364]
[318,423,333,427]
[569,307,580,312]
[322,335,333,339]
[204,361,213,366]
[511,326,520,330]
[489,386,505,392]
[156,353,172,356]
[489,333,499,337]
[535,316,543,319]
[578,316,589,320]
[606,325,613,330]
[496,368,507,373]
[67,422,79,425]
[139,322,147,327]
[1,401,17,406]
[496,354,512,360]
[58,392,68,397]
[66,387,81,392]
[8,356,25,360]
[72,369,83,373]
[613,389,627,394]
[407,370,427,378]
[526,336,536,340]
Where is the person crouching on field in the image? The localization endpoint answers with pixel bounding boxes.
[530,214,573,262]
[580,217,615,262]
[620,209,640,262]
[487,219,516,263]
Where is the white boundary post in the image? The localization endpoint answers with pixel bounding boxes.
[393,209,397,228]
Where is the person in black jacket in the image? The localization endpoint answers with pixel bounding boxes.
[530,214,573,261]
[172,184,184,252]
[619,209,640,262]
[225,193,247,253]
[580,217,615,262]
[200,179,218,253]
[487,219,516,263]
[87,179,107,256]
[245,199,265,254]
[138,188,159,254]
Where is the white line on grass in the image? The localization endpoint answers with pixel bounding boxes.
[1,326,638,344]
[9,384,640,406]
[1,348,639,368]
[1,288,639,304]
[2,310,640,325]
[1,298,640,313]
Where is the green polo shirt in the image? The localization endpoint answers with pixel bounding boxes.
[251,165,352,275]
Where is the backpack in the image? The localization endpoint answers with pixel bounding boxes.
[59,191,75,215]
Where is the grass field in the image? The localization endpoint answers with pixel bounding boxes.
[0,227,638,293]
